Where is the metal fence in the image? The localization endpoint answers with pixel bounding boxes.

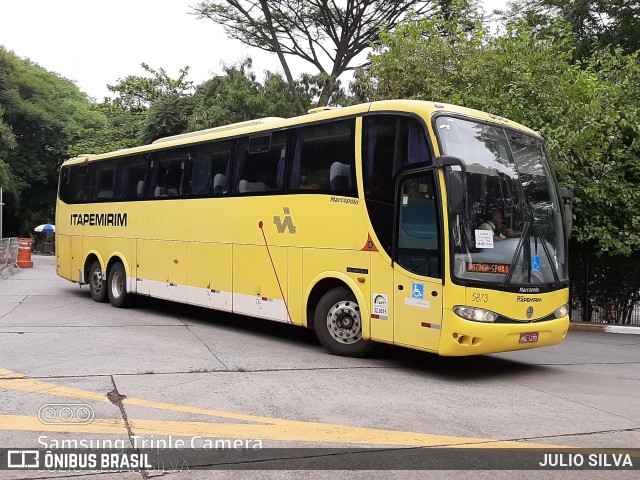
[569,245,640,325]
[0,237,20,278]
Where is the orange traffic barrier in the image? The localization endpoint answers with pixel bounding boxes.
[17,237,33,268]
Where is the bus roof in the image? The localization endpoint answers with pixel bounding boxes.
[151,117,286,144]
[61,100,540,166]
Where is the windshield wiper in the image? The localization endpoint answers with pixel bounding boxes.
[532,223,560,285]
[502,221,530,286]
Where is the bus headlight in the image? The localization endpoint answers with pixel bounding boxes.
[453,306,498,323]
[554,304,569,318]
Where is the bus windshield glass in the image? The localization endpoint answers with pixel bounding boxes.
[436,116,568,286]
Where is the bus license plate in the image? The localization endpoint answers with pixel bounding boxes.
[520,332,539,344]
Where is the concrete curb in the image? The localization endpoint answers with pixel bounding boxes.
[569,322,640,335]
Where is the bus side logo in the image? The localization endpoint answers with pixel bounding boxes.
[372,294,388,320]
[273,207,296,234]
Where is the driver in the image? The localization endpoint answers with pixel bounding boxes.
[478,211,514,240]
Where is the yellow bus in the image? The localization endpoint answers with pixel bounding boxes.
[56,100,572,357]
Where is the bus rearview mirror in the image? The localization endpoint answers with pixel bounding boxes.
[437,156,467,216]
[446,169,466,215]
[559,188,573,239]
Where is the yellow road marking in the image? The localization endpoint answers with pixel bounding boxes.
[0,415,555,449]
[0,416,127,435]
[0,367,564,449]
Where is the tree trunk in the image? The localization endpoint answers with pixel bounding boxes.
[258,0,306,116]
[317,75,337,107]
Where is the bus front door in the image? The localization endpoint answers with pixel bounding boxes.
[393,171,443,352]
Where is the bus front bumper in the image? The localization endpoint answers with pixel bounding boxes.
[438,310,570,356]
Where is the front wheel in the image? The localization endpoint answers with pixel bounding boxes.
[107,262,130,308]
[88,261,107,303]
[314,287,374,357]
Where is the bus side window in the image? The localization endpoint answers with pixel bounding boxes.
[91,161,116,202]
[74,164,90,203]
[236,132,287,194]
[363,115,432,202]
[116,155,148,201]
[363,115,433,257]
[187,140,232,197]
[288,119,355,194]
[149,148,187,198]
[59,166,72,203]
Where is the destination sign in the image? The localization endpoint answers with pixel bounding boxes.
[466,262,510,274]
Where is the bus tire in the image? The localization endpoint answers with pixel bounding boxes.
[314,287,373,357]
[107,262,130,308]
[88,260,107,303]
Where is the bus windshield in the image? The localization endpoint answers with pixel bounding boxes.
[436,116,568,286]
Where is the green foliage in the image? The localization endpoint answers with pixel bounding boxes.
[68,101,141,156]
[0,105,17,195]
[107,63,194,112]
[0,47,104,235]
[141,95,195,144]
[501,0,640,59]
[188,59,303,131]
[0,106,16,150]
[71,63,196,151]
[355,17,640,255]
[193,0,441,107]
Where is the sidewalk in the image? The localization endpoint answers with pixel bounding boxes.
[569,322,640,335]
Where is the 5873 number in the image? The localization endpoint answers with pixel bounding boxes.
[471,293,489,303]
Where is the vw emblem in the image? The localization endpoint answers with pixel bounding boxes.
[526,306,534,319]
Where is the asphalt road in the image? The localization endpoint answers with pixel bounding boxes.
[0,255,638,479]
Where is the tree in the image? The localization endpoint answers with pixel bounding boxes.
[0,106,17,195]
[141,94,195,144]
[500,0,640,58]
[0,106,15,150]
[68,101,141,156]
[0,47,104,235]
[188,58,302,131]
[71,63,196,152]
[354,17,640,256]
[107,63,194,111]
[192,0,438,111]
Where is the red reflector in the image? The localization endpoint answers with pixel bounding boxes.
[371,314,379,319]
[262,297,268,301]
[421,322,431,328]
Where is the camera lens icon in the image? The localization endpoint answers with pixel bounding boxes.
[38,404,95,425]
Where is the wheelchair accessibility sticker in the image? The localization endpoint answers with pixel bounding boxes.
[406,282,430,309]
[531,255,541,272]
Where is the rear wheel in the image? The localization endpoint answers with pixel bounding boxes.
[88,261,107,303]
[314,287,374,357]
[107,262,130,308]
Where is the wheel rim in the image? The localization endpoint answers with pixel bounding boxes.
[90,269,103,295]
[326,300,362,344]
[111,270,124,299]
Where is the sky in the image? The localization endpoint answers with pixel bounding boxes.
[0,0,509,101]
